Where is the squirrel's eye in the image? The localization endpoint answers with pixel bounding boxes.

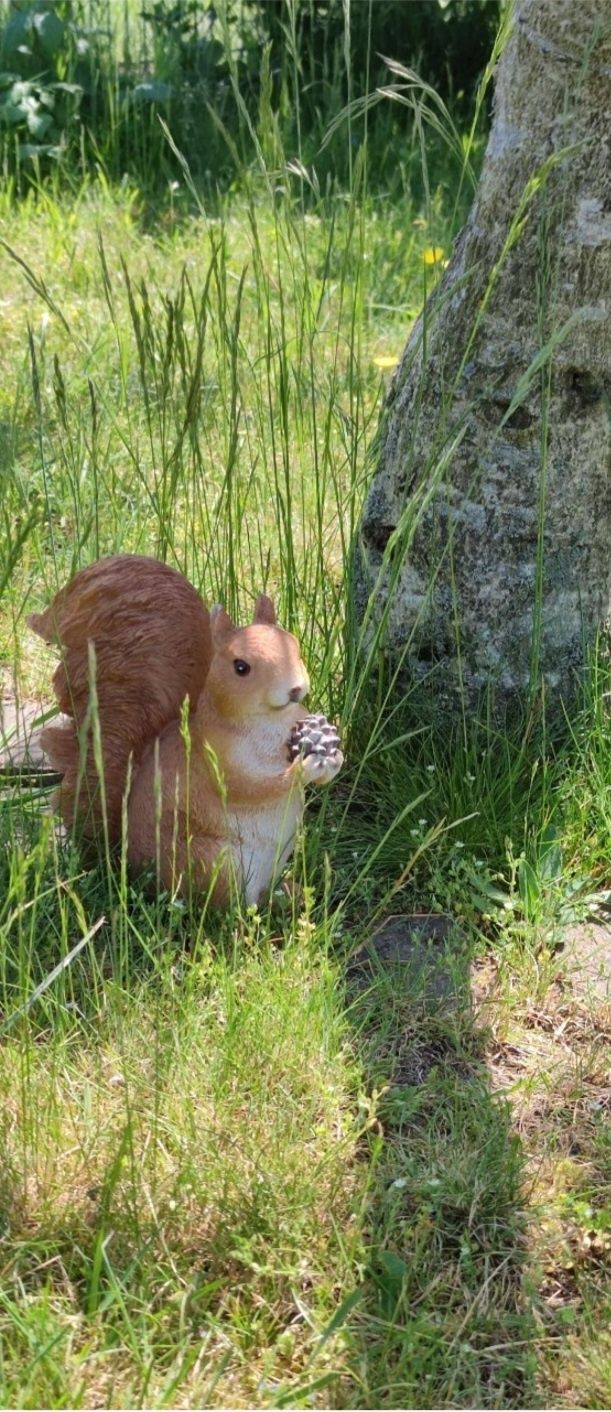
[233,659,251,676]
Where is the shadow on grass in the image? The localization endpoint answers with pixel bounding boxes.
[341,914,538,1410]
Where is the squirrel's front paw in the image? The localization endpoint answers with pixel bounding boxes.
[301,747,344,786]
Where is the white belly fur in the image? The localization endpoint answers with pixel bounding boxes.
[230,793,303,905]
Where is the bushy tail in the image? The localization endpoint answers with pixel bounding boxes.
[29,555,211,846]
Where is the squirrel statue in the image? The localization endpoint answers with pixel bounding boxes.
[29,555,343,908]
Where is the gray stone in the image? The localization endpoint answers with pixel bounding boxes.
[0,694,59,776]
[349,914,474,1090]
[561,920,611,1003]
[350,912,466,1003]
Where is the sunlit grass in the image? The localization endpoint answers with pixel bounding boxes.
[1,25,610,1407]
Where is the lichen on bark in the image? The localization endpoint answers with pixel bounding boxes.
[355,0,611,714]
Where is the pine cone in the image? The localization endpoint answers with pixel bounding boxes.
[288,713,342,763]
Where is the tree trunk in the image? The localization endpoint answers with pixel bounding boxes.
[355,0,610,715]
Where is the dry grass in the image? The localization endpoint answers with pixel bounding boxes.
[474,932,611,1408]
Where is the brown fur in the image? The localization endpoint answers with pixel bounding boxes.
[31,556,343,904]
[29,555,212,844]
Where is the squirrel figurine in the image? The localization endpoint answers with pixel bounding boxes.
[29,555,343,908]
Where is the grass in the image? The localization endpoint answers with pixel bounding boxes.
[1,27,611,1407]
[0,910,365,1407]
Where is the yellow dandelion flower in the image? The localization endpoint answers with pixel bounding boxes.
[423,246,445,265]
[373,354,398,370]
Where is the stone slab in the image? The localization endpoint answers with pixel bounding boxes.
[561,920,611,1003]
[349,912,466,1003]
[0,694,58,774]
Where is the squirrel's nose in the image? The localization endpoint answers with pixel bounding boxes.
[289,684,308,703]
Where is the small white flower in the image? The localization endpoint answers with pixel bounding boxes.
[410,828,419,837]
[391,1177,408,1190]
[426,764,435,773]
[418,818,427,828]
[455,840,465,849]
[466,773,476,783]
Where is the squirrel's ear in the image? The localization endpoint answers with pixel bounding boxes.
[253,594,276,625]
[210,604,235,643]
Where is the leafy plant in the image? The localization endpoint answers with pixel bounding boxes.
[0,0,88,161]
[140,0,252,89]
[0,0,500,194]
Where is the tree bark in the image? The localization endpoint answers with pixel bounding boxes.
[355,0,611,715]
